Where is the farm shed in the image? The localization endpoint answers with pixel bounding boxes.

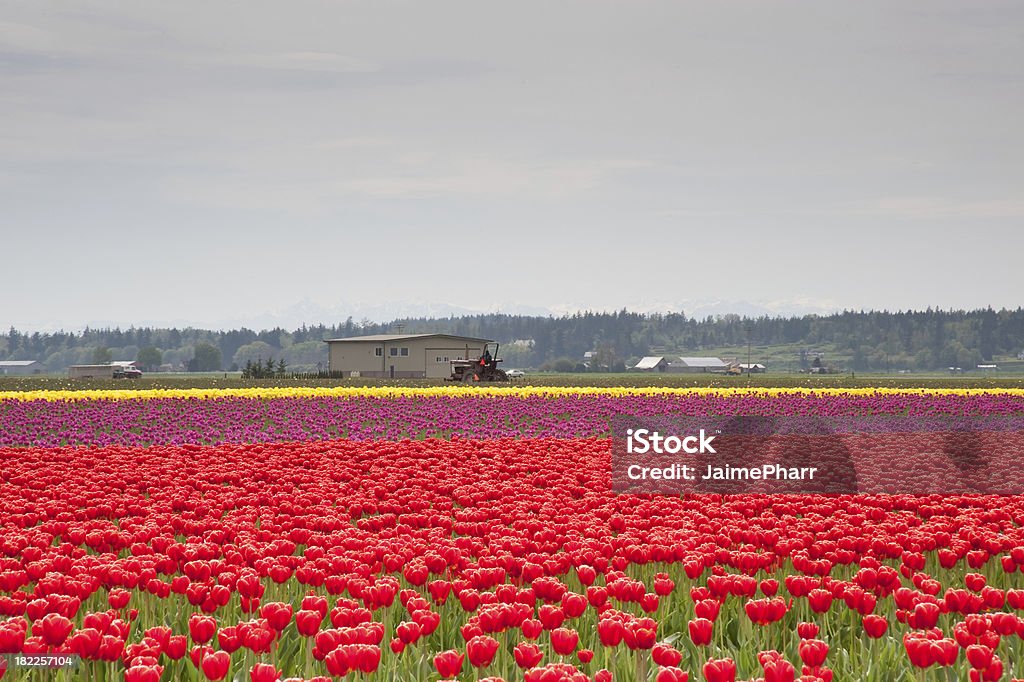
[667,357,729,373]
[0,360,42,375]
[633,356,669,372]
[739,363,767,373]
[325,334,493,379]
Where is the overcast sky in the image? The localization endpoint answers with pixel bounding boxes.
[2,1,1022,331]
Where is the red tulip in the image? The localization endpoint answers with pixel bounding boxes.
[562,592,588,618]
[427,580,452,604]
[434,650,464,678]
[626,623,657,651]
[324,648,351,677]
[107,588,131,610]
[797,622,819,639]
[966,573,988,592]
[550,627,579,656]
[538,604,565,630]
[652,643,683,667]
[577,565,597,586]
[301,595,329,617]
[745,598,787,625]
[653,573,675,596]
[190,645,213,669]
[466,635,499,667]
[0,626,26,654]
[295,610,324,637]
[188,614,216,645]
[762,657,795,682]
[38,614,73,647]
[124,665,162,682]
[521,619,543,640]
[688,618,713,646]
[164,635,187,660]
[354,645,381,673]
[260,602,294,632]
[201,650,230,681]
[657,667,690,682]
[640,593,660,613]
[966,644,993,670]
[694,599,721,621]
[807,589,833,613]
[514,642,543,669]
[912,602,941,629]
[250,663,280,682]
[396,620,422,645]
[597,618,624,647]
[217,626,241,653]
[798,639,829,667]
[703,657,736,682]
[68,627,101,658]
[862,615,888,639]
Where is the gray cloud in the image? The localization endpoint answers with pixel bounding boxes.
[1,1,1022,330]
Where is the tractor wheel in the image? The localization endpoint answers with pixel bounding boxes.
[489,369,509,382]
[462,370,476,383]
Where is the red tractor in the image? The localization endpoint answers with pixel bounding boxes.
[447,343,509,383]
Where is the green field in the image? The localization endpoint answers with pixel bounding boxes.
[3,371,1024,392]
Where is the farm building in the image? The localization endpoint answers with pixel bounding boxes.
[633,356,669,372]
[739,363,767,374]
[667,357,729,373]
[0,360,42,375]
[325,334,493,379]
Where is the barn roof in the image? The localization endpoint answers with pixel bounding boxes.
[675,357,728,367]
[325,333,493,343]
[633,356,666,369]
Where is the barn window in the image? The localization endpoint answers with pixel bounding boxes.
[390,347,398,357]
[375,348,383,357]
[400,347,409,356]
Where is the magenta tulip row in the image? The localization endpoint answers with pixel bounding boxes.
[2,393,1024,448]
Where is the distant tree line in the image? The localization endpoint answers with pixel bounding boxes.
[2,307,1023,373]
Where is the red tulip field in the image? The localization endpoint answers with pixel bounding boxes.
[3,387,1024,681]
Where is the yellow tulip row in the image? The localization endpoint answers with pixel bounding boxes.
[2,386,1024,402]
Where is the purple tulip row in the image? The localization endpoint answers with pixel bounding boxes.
[3,393,1024,448]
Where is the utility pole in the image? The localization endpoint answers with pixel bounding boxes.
[745,323,752,382]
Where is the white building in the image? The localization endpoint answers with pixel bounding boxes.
[0,360,42,375]
[633,356,669,372]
